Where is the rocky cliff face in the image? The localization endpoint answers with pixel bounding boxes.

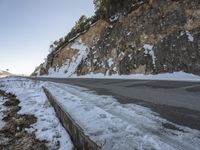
[32,0,200,77]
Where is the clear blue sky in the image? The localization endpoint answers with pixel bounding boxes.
[0,0,94,75]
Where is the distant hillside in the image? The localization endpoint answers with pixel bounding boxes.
[32,0,200,77]
[0,70,12,78]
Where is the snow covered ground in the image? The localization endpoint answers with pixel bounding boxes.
[0,70,12,78]
[41,71,200,82]
[0,74,10,78]
[1,77,200,150]
[45,82,200,150]
[70,71,200,81]
[0,77,73,150]
[0,75,7,78]
[0,96,6,129]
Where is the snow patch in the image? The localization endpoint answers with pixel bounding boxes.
[71,71,200,82]
[0,75,7,78]
[93,59,97,64]
[107,58,114,67]
[47,40,89,77]
[113,66,117,71]
[109,15,119,22]
[127,32,131,36]
[180,31,194,42]
[128,54,132,59]
[0,96,6,129]
[0,77,73,150]
[186,31,194,42]
[143,44,156,66]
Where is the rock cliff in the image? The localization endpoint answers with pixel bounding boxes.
[32,0,200,77]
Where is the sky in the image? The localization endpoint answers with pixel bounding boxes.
[0,0,94,75]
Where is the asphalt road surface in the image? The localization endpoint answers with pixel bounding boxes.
[32,77,200,130]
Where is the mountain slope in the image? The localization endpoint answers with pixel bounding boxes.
[32,0,200,77]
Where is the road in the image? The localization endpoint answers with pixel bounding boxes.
[33,77,200,130]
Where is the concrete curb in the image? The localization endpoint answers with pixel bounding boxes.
[42,87,101,150]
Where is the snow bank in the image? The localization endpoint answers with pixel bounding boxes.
[42,66,200,82]
[44,82,200,150]
[0,77,73,150]
[70,71,200,81]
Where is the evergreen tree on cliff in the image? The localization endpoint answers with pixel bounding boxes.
[93,0,140,19]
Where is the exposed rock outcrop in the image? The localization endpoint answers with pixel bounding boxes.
[33,0,200,77]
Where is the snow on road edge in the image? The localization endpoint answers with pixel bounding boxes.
[1,77,200,150]
[71,71,200,81]
[40,71,200,82]
[0,77,73,150]
[45,82,200,150]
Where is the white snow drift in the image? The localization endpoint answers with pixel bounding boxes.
[0,77,73,150]
[70,71,200,81]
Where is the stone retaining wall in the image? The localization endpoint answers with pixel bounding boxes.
[43,87,101,150]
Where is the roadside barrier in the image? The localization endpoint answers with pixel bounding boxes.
[43,87,101,150]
